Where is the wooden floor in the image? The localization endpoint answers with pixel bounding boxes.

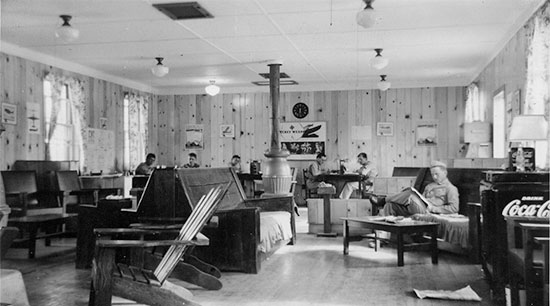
[2,208,498,306]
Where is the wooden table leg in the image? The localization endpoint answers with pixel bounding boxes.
[343,220,349,255]
[317,193,336,237]
[28,225,37,259]
[397,230,404,266]
[431,226,438,264]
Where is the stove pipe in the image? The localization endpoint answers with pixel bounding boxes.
[262,63,292,196]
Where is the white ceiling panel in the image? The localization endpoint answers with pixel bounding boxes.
[0,0,545,94]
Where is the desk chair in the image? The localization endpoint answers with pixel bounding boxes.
[505,216,550,306]
[302,169,319,199]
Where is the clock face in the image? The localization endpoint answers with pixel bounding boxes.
[292,102,309,119]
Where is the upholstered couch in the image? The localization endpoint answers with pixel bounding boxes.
[384,167,498,262]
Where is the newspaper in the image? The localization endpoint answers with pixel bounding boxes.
[414,285,482,301]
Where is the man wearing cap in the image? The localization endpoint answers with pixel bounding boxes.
[372,161,459,216]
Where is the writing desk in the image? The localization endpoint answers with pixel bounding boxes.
[237,172,263,198]
[315,173,363,198]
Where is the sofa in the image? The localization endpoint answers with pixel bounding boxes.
[383,167,498,262]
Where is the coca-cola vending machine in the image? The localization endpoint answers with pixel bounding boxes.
[480,171,549,302]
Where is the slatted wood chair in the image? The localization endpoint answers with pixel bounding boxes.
[505,216,550,306]
[89,183,230,306]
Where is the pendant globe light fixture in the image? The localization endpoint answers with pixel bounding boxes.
[377,75,391,91]
[55,15,79,42]
[356,0,376,28]
[151,57,169,77]
[370,48,389,70]
[205,80,220,96]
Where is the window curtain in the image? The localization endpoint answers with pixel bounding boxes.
[464,83,483,122]
[127,93,149,171]
[43,73,87,170]
[524,2,550,168]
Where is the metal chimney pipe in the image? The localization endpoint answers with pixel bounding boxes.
[262,62,292,196]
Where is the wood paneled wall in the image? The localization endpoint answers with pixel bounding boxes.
[151,87,465,178]
[0,52,154,172]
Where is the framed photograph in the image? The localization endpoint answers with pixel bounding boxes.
[416,122,438,146]
[27,102,41,134]
[280,121,326,160]
[2,103,17,125]
[185,124,204,150]
[100,117,108,129]
[376,122,393,136]
[220,124,235,138]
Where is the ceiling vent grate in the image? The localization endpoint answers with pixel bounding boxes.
[153,2,213,20]
[258,72,290,79]
[252,80,299,86]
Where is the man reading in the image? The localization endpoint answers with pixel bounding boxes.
[373,161,459,216]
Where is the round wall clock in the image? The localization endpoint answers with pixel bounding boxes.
[292,102,309,119]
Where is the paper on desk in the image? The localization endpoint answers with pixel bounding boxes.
[413,285,482,301]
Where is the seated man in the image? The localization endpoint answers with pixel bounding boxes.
[135,153,156,175]
[183,152,200,168]
[339,152,378,199]
[305,153,330,193]
[372,161,459,216]
[228,155,242,173]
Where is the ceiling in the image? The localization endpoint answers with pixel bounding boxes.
[0,0,545,95]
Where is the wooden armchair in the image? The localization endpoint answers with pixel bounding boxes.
[89,184,229,306]
[1,170,45,217]
[505,216,550,306]
[55,170,99,212]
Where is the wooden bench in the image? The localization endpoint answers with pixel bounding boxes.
[8,213,73,258]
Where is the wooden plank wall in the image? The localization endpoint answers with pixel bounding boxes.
[150,87,466,178]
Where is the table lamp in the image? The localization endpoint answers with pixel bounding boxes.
[508,115,548,171]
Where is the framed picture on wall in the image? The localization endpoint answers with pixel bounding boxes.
[376,122,393,136]
[185,124,204,150]
[416,122,438,146]
[2,103,17,125]
[280,121,326,160]
[220,124,235,138]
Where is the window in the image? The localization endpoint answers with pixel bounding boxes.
[123,93,149,171]
[464,83,485,122]
[492,88,506,158]
[43,79,79,160]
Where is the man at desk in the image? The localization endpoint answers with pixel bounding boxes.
[183,152,200,168]
[339,152,378,199]
[305,153,330,191]
[372,160,459,216]
[135,153,156,175]
[228,155,242,173]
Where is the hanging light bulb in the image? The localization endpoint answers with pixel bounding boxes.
[377,75,391,91]
[356,0,376,28]
[370,48,389,70]
[55,15,79,43]
[205,80,220,96]
[151,57,169,77]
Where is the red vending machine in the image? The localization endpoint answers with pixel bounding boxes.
[480,171,549,302]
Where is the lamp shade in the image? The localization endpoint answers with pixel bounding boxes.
[464,121,491,143]
[55,15,79,42]
[205,81,220,96]
[151,57,169,77]
[356,2,376,28]
[509,115,548,141]
[370,48,389,70]
[377,75,390,91]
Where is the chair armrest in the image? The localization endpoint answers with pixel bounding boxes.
[96,239,206,248]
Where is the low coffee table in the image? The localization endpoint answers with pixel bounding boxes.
[342,216,439,266]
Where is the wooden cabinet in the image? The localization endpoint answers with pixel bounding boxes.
[307,199,372,235]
